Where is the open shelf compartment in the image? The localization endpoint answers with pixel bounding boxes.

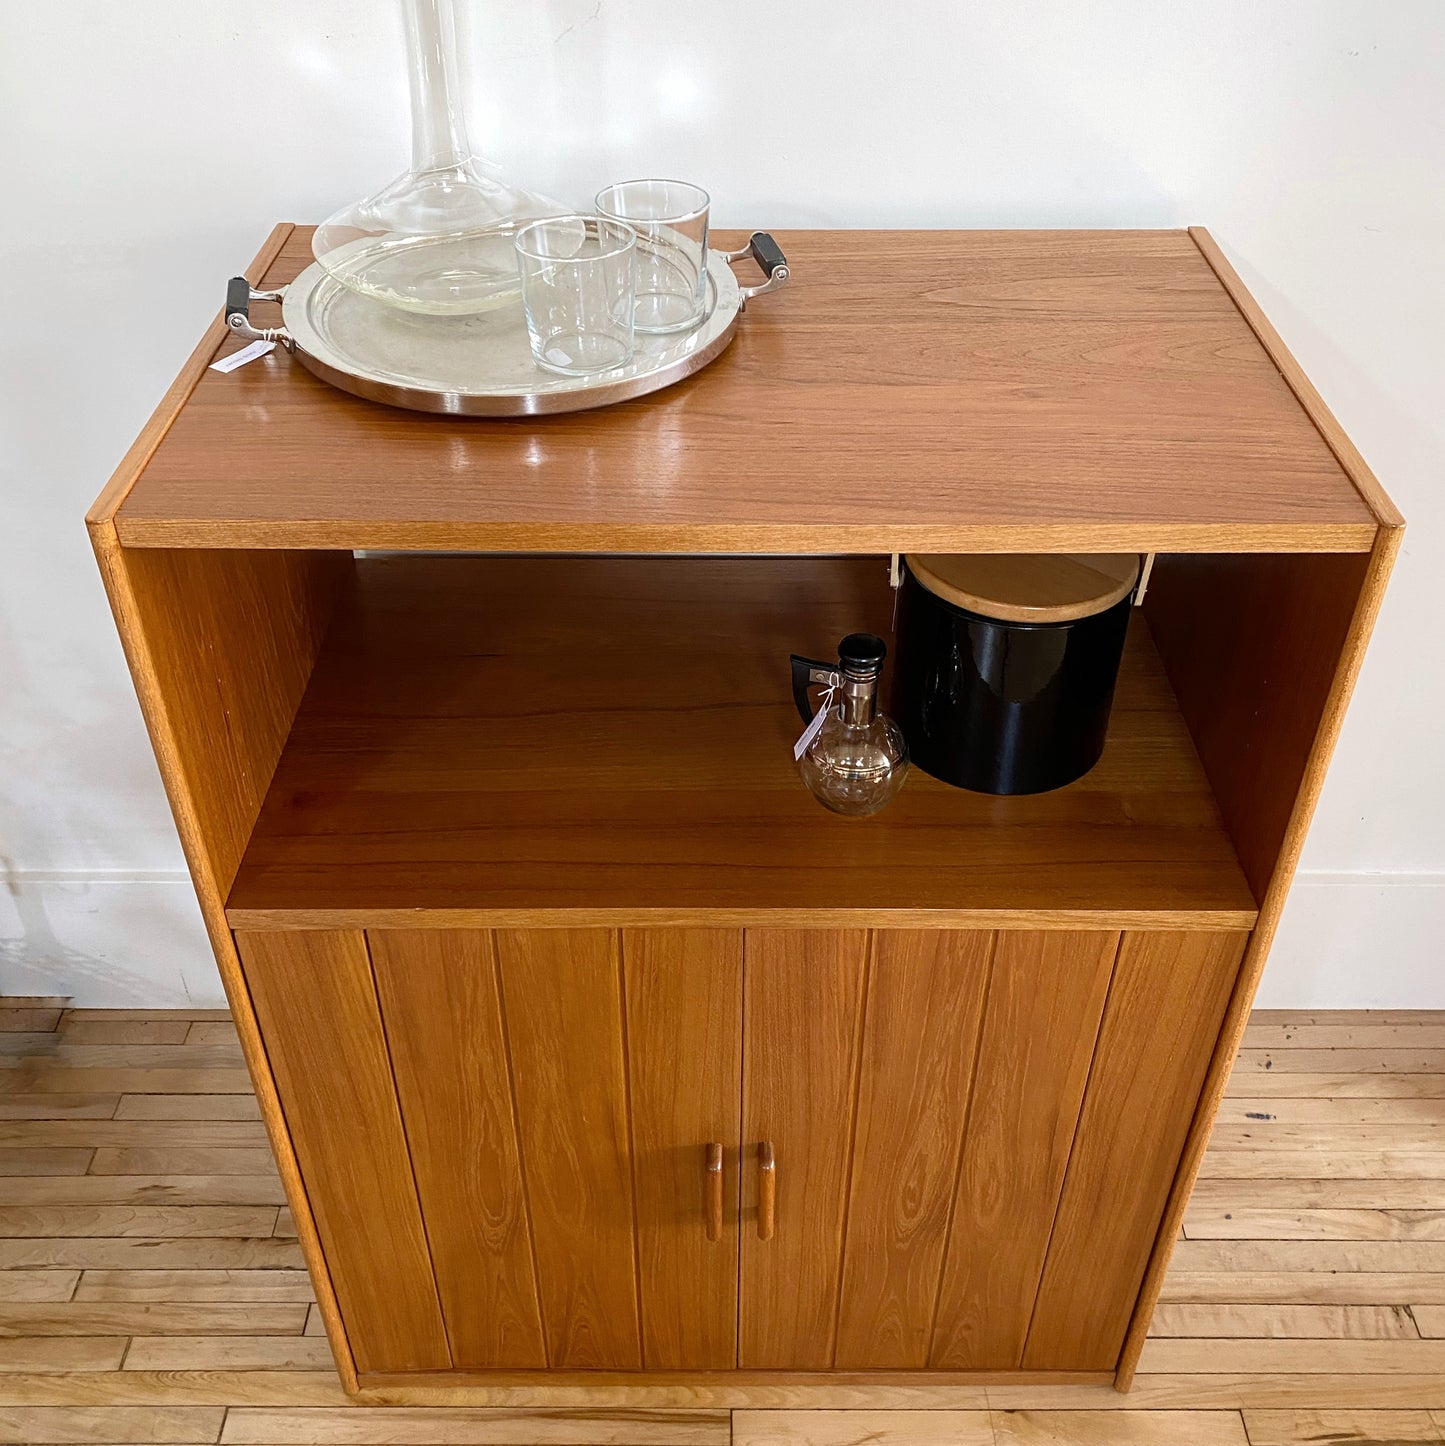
[224,553,1258,929]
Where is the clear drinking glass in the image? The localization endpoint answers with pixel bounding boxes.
[514,216,637,376]
[594,180,710,334]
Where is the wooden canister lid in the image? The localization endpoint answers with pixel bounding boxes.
[904,553,1141,624]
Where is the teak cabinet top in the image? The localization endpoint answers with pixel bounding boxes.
[102,225,1395,554]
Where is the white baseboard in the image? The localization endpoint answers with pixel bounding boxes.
[0,872,221,1009]
[3,867,1442,1010]
[1259,870,1445,1009]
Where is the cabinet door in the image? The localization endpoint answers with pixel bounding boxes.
[739,928,872,1368]
[235,930,451,1375]
[1023,929,1246,1370]
[739,926,1239,1374]
[373,927,743,1371]
[370,931,546,1369]
[928,930,1118,1368]
[621,928,744,1369]
[741,928,996,1369]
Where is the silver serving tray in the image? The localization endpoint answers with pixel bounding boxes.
[224,232,788,417]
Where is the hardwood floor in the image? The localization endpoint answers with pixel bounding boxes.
[3,995,1445,1444]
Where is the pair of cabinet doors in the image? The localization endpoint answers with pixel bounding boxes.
[236,925,1243,1379]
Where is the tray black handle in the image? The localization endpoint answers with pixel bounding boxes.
[222,277,292,346]
[723,232,790,305]
[225,276,252,328]
[749,232,787,280]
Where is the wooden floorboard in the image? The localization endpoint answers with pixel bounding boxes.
[2,1001,1444,1443]
[1243,1411,1445,1444]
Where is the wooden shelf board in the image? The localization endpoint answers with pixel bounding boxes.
[118,229,1376,554]
[224,555,1259,929]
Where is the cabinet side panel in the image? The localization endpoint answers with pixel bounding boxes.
[1143,551,1369,902]
[234,929,451,1374]
[1117,526,1400,1389]
[110,547,349,898]
[834,930,993,1370]
[89,530,356,1388]
[931,929,1118,1369]
[1022,929,1245,1370]
[369,930,546,1369]
[740,928,870,1370]
[622,929,744,1369]
[495,929,643,1369]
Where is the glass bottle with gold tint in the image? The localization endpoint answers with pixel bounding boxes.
[790,633,909,817]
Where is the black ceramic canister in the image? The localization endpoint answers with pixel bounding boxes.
[891,553,1141,796]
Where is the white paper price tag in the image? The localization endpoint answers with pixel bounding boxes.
[210,339,276,373]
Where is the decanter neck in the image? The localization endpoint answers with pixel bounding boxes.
[839,672,878,727]
[402,0,473,173]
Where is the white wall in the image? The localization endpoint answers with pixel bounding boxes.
[1,0,1440,1007]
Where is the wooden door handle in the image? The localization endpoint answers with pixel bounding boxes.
[705,1142,723,1242]
[757,1141,776,1241]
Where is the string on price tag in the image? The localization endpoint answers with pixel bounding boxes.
[792,683,836,761]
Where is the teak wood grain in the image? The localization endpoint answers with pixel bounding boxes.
[232,930,449,1374]
[929,930,1118,1369]
[87,513,355,1381]
[1143,551,1372,903]
[113,228,1378,554]
[740,930,871,1368]
[312,922,1269,1379]
[1023,929,1246,1371]
[493,930,643,1370]
[224,555,1257,931]
[620,930,743,1370]
[1188,227,1402,531]
[833,930,992,1369]
[1115,525,1402,1389]
[83,222,1403,1397]
[367,930,547,1370]
[107,548,350,898]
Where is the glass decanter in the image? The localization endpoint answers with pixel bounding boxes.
[790,633,909,817]
[312,0,564,316]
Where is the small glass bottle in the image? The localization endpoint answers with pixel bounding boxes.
[790,633,909,817]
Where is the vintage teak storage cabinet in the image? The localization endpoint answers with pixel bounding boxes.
[88,228,1400,1400]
